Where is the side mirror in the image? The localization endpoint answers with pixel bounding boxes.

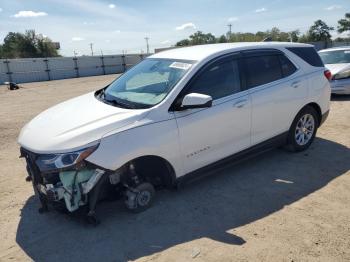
[180,93,213,110]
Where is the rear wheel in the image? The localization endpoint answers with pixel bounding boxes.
[286,106,319,152]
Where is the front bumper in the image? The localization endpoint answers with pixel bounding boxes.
[20,147,107,213]
[330,78,350,95]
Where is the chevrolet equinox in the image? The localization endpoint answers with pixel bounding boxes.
[18,42,331,224]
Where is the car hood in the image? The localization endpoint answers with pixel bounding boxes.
[18,92,149,153]
[325,63,350,76]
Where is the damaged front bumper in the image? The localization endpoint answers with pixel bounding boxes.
[37,168,105,212]
[20,147,115,218]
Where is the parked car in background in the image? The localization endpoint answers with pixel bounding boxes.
[319,46,350,95]
[18,42,330,224]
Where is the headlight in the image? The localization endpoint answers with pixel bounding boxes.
[333,70,350,80]
[35,144,99,172]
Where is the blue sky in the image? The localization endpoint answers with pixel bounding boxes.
[0,0,349,56]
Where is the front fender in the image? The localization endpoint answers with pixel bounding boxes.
[86,118,183,178]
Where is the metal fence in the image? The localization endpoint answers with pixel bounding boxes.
[2,41,350,85]
[0,54,147,84]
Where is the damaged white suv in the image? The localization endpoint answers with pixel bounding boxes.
[19,43,331,224]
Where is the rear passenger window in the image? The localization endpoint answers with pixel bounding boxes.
[287,47,324,67]
[186,59,241,100]
[244,55,282,88]
[279,55,297,77]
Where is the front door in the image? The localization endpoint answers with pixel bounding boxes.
[173,55,251,174]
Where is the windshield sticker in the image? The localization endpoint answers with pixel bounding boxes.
[169,62,192,70]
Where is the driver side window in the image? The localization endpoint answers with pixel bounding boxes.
[186,58,241,100]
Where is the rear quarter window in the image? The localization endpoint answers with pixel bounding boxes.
[287,47,324,67]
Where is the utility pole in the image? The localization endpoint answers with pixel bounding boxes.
[73,50,78,57]
[89,43,94,56]
[145,37,150,54]
[227,24,232,38]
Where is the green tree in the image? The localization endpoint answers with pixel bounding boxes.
[307,20,334,42]
[189,31,216,45]
[175,39,190,47]
[289,30,300,42]
[217,35,227,43]
[176,31,217,46]
[255,31,268,41]
[337,13,350,35]
[0,30,59,58]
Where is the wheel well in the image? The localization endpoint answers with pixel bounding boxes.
[128,156,176,188]
[304,102,322,126]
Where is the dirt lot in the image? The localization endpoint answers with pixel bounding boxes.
[0,75,349,262]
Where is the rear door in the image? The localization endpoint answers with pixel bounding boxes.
[173,54,251,174]
[242,49,308,145]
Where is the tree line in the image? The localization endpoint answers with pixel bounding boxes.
[176,13,350,46]
[1,13,349,58]
[0,30,60,59]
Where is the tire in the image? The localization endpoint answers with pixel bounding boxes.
[286,106,319,152]
[125,182,155,213]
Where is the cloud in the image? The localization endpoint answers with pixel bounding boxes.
[0,8,3,12]
[113,30,121,33]
[325,5,342,11]
[83,21,95,25]
[71,37,85,41]
[13,10,48,18]
[255,7,267,13]
[175,22,196,31]
[160,40,171,45]
[228,17,239,22]
[109,4,116,9]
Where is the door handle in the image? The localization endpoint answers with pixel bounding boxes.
[233,99,248,108]
[291,81,300,88]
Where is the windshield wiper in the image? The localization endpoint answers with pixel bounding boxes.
[98,89,131,109]
[106,97,137,109]
[97,89,149,109]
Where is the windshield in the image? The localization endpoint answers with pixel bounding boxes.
[102,58,194,109]
[319,49,350,64]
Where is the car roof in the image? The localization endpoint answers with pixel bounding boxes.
[319,46,350,52]
[150,42,312,61]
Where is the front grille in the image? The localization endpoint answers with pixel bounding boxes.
[46,188,59,201]
[42,172,60,184]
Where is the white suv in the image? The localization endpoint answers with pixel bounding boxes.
[18,42,331,223]
[319,46,350,94]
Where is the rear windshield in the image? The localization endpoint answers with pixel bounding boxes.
[319,50,350,64]
[287,47,324,67]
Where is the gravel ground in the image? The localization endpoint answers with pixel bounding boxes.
[0,75,349,262]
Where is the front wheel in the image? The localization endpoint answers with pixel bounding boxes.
[124,182,155,213]
[286,106,319,152]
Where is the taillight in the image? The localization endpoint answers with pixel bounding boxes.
[324,70,332,81]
